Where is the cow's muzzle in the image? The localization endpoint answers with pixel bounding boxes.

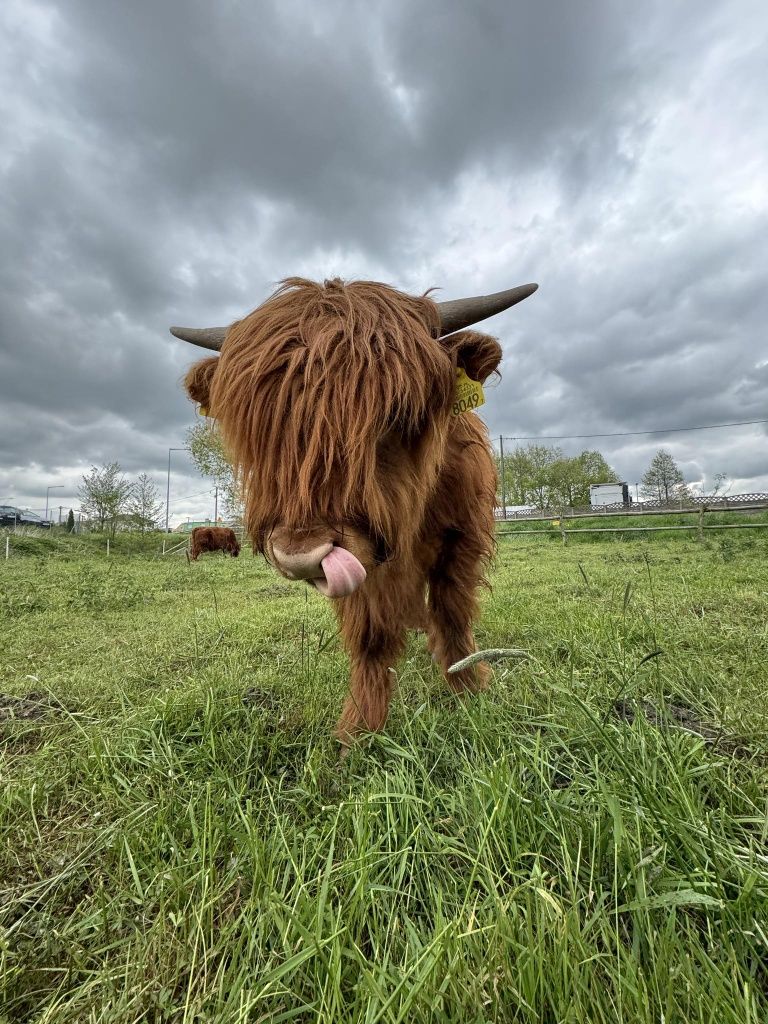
[270,539,367,599]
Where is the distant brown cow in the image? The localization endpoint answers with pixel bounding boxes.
[188,526,240,561]
[172,276,537,747]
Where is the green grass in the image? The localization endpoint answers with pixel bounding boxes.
[1,531,767,1022]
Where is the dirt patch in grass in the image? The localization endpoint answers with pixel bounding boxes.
[0,692,77,757]
[613,697,765,762]
[0,691,60,722]
[242,686,285,713]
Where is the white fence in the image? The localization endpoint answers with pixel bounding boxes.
[495,494,768,521]
[497,501,768,543]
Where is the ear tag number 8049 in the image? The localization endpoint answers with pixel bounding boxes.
[452,367,485,416]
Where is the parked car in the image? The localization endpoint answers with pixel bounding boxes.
[0,505,54,529]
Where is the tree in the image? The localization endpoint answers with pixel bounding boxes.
[709,472,730,497]
[78,462,134,535]
[577,450,621,489]
[641,450,686,502]
[496,444,620,510]
[548,457,584,507]
[66,508,75,533]
[186,420,244,522]
[550,450,620,507]
[495,448,534,506]
[129,473,163,531]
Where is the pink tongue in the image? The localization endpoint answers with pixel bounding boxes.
[315,546,367,598]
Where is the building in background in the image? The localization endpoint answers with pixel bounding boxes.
[173,518,224,534]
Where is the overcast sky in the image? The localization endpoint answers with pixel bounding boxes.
[1,0,766,524]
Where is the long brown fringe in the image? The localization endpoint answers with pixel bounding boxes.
[208,278,456,554]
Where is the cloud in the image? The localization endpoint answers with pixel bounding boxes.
[1,0,767,521]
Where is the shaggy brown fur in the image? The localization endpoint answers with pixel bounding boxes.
[188,526,240,561]
[184,358,219,407]
[183,278,501,745]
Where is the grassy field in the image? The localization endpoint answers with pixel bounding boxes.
[1,529,767,1022]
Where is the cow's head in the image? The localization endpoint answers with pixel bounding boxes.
[173,278,536,597]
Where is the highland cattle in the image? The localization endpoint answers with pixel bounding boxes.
[172,277,536,745]
[188,525,240,561]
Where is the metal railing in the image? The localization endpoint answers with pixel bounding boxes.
[495,493,768,521]
[497,501,768,543]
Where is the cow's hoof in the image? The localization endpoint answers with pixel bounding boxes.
[337,742,352,764]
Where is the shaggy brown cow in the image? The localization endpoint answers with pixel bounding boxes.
[172,277,536,746]
[188,526,240,561]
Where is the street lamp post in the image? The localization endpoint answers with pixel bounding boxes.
[165,448,188,533]
[45,485,64,521]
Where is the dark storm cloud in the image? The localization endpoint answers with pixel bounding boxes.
[1,0,767,520]
[15,0,659,247]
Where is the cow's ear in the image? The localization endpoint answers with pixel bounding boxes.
[183,357,219,410]
[441,330,502,384]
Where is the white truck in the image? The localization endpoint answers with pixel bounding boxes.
[589,482,631,508]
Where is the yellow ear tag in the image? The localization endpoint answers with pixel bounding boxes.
[452,367,485,416]
[199,405,210,418]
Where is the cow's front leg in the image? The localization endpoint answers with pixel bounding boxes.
[333,589,407,747]
[427,532,490,695]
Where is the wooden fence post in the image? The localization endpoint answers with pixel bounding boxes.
[106,538,110,557]
[5,536,8,561]
[698,505,705,542]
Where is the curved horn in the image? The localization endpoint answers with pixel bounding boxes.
[170,281,539,349]
[437,283,538,337]
[169,326,228,352]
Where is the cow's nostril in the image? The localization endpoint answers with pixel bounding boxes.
[271,541,334,580]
